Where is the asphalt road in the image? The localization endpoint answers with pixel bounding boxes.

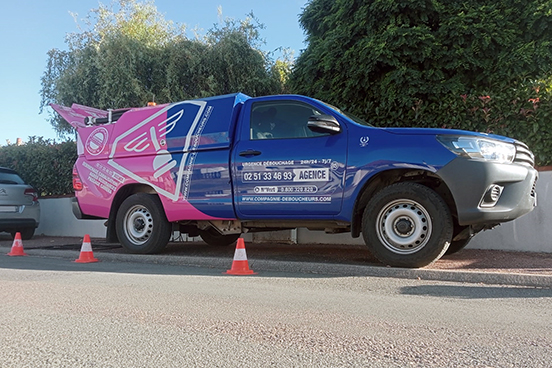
[2,234,552,287]
[1,255,551,368]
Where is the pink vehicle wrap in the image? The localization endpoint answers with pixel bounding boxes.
[52,93,249,223]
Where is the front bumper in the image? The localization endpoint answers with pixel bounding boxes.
[0,218,38,231]
[437,158,538,226]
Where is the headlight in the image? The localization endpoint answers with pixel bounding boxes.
[437,135,515,164]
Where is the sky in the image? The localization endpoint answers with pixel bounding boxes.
[0,0,308,144]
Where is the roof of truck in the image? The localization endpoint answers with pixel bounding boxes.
[50,93,251,129]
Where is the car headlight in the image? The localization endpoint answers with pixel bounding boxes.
[437,135,515,164]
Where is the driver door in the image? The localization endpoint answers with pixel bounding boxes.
[232,98,347,218]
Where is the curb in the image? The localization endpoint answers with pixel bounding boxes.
[13,248,552,288]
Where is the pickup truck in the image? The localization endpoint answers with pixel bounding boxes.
[51,93,538,268]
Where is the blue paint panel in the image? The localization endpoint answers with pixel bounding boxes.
[141,92,502,222]
[184,149,235,219]
[231,94,460,222]
[165,93,250,153]
[232,96,348,219]
[339,125,458,222]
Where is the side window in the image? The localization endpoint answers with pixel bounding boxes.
[250,101,329,140]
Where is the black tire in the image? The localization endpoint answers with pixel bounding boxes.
[445,224,472,256]
[116,193,171,254]
[11,228,35,241]
[445,238,472,255]
[362,182,453,268]
[199,228,240,247]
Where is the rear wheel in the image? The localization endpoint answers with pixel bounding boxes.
[362,182,453,268]
[116,193,171,254]
[199,228,240,247]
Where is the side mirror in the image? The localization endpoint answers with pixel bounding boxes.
[307,114,341,134]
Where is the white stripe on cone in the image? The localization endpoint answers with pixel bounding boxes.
[81,241,93,252]
[233,248,247,261]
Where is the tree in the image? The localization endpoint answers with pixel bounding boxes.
[40,0,289,136]
[289,0,552,165]
[290,0,552,120]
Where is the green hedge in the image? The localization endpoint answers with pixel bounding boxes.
[364,80,552,166]
[290,0,552,166]
[0,137,76,197]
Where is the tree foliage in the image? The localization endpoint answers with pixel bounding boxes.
[40,0,288,136]
[290,0,552,165]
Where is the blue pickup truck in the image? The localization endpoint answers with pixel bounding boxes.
[53,93,538,268]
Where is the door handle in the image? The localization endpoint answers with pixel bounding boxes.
[239,149,262,157]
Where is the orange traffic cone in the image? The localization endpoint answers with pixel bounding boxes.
[74,234,99,263]
[225,238,256,275]
[7,232,28,256]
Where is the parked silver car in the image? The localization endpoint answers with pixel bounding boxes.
[0,167,40,240]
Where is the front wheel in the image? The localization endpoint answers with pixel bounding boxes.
[116,193,172,254]
[445,238,472,256]
[362,182,453,268]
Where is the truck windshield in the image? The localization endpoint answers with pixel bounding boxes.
[319,100,373,127]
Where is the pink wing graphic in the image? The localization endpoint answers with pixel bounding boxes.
[107,100,207,202]
[50,104,108,128]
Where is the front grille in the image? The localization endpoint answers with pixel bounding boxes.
[514,141,535,167]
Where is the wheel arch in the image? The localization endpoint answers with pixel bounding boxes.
[351,169,458,238]
[106,184,159,242]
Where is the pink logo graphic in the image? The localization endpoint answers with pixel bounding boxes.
[86,127,109,155]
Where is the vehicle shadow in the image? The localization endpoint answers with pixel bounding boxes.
[0,252,323,278]
[2,235,552,288]
[0,235,383,279]
[2,238,366,278]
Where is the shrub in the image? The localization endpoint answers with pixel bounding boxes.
[0,137,76,196]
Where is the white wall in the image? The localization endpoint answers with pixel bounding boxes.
[36,197,106,238]
[36,171,552,253]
